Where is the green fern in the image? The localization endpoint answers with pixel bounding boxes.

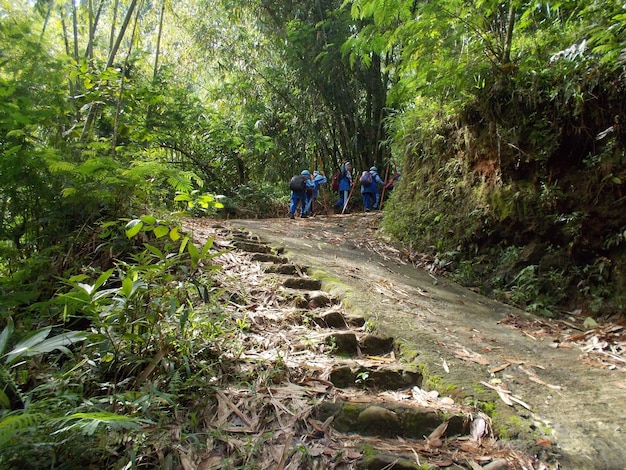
[0,412,46,448]
[0,366,25,410]
[52,411,146,436]
[167,171,203,193]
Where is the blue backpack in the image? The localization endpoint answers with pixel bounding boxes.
[360,171,373,185]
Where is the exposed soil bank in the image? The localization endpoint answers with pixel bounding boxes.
[221,213,626,470]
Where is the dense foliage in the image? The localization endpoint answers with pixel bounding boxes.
[1,0,625,467]
[373,0,626,316]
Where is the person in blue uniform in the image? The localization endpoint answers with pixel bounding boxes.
[361,166,385,211]
[305,170,327,215]
[334,162,352,213]
[289,170,313,219]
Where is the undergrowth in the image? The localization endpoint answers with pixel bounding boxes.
[0,213,248,469]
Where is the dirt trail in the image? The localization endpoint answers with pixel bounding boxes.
[219,213,626,470]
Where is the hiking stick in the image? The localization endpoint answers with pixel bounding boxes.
[318,155,329,213]
[380,165,390,209]
[341,173,358,214]
[320,185,329,213]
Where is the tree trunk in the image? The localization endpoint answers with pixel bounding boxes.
[502,3,515,64]
[81,0,139,142]
[153,0,166,80]
[112,1,143,156]
[71,0,79,61]
[85,0,105,60]
[39,0,53,41]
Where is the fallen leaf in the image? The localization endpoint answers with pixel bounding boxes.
[536,437,553,448]
[454,348,490,365]
[489,363,510,374]
[428,421,449,441]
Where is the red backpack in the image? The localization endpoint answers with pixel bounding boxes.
[331,171,340,192]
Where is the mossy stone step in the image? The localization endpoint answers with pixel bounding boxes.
[251,252,289,264]
[316,400,467,439]
[264,263,300,275]
[283,277,323,290]
[232,239,273,253]
[329,364,422,390]
[310,310,365,329]
[230,233,263,243]
[357,453,423,470]
[327,332,395,356]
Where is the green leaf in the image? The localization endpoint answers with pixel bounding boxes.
[52,411,146,436]
[0,413,46,446]
[4,328,51,364]
[93,269,114,291]
[0,318,15,356]
[153,225,169,238]
[125,219,143,238]
[144,243,164,260]
[169,226,181,241]
[179,235,190,255]
[0,389,11,410]
[140,215,157,225]
[187,241,200,268]
[201,237,215,258]
[121,277,134,298]
[4,329,87,365]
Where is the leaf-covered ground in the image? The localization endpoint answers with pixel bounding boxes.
[181,218,544,469]
[185,212,626,469]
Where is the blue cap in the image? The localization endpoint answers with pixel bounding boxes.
[370,166,378,172]
[301,170,311,176]
[313,170,320,176]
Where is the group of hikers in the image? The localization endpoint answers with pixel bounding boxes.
[288,162,401,219]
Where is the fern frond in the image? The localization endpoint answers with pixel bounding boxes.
[61,187,78,197]
[0,412,47,448]
[52,411,147,436]
[168,173,194,192]
[0,366,25,410]
[47,160,77,174]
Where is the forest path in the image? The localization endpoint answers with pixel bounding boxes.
[214,212,626,470]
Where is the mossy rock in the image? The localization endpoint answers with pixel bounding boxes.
[363,368,423,390]
[357,405,400,437]
[307,291,333,309]
[264,263,299,274]
[360,334,395,355]
[316,400,467,439]
[250,253,289,263]
[329,365,355,388]
[357,453,422,470]
[345,314,366,327]
[280,290,309,308]
[233,240,272,253]
[328,332,359,355]
[314,310,347,328]
[283,277,323,290]
[329,364,423,390]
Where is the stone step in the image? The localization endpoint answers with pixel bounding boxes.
[250,252,289,264]
[329,363,422,390]
[315,400,467,440]
[328,332,395,356]
[263,263,301,275]
[232,239,273,253]
[308,308,365,328]
[283,277,323,290]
